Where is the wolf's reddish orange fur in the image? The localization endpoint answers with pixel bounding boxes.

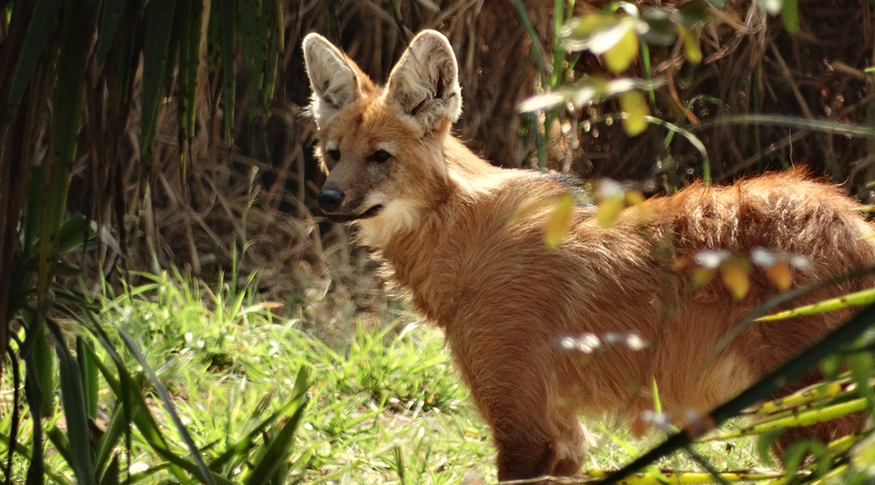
[303,30,875,480]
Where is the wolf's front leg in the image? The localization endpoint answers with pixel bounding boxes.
[448,328,587,481]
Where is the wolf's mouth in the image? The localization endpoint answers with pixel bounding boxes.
[324,204,384,223]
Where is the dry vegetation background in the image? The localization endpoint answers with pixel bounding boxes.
[98,0,875,339]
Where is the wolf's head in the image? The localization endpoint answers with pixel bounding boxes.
[303,30,462,246]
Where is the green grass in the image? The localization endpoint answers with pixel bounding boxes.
[5,267,826,484]
[91,269,494,484]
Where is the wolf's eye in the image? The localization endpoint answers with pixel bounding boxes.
[326,149,341,162]
[369,149,391,163]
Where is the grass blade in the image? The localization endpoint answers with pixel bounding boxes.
[208,382,309,471]
[82,314,189,481]
[93,403,126,478]
[95,0,127,68]
[23,357,45,485]
[76,337,99,419]
[47,320,96,485]
[4,0,63,107]
[117,327,217,485]
[243,367,310,485]
[696,114,875,138]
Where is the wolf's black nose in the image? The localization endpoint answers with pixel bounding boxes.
[318,186,345,212]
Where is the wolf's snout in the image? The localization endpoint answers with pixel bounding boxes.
[318,185,345,212]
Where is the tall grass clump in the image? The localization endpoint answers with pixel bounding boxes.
[3,266,496,484]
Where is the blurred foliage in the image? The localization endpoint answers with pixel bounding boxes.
[2,0,875,483]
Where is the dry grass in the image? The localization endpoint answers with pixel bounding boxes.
[77,0,874,324]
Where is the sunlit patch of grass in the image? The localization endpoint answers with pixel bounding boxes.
[95,268,493,483]
[4,266,814,484]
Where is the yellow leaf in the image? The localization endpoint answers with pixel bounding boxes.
[597,196,625,228]
[765,261,793,290]
[624,190,645,206]
[721,261,750,299]
[603,26,639,73]
[677,25,702,64]
[619,91,649,136]
[624,189,654,220]
[544,193,575,248]
[692,267,714,288]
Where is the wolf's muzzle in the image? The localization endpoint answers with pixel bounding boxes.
[318,184,345,212]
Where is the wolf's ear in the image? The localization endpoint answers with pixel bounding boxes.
[302,33,360,128]
[386,30,461,132]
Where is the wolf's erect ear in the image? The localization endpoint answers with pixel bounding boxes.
[386,30,461,132]
[302,33,360,128]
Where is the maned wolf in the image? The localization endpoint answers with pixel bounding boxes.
[302,30,874,480]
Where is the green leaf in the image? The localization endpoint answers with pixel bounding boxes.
[82,313,189,482]
[696,114,875,138]
[46,426,74,467]
[645,116,711,183]
[48,320,96,485]
[562,15,620,51]
[22,347,47,485]
[5,0,64,107]
[756,429,784,464]
[847,350,875,417]
[99,455,120,485]
[781,0,799,34]
[38,0,96,306]
[95,0,127,68]
[23,164,46,256]
[0,430,73,485]
[94,399,126,476]
[57,214,88,255]
[27,310,57,417]
[76,337,99,419]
